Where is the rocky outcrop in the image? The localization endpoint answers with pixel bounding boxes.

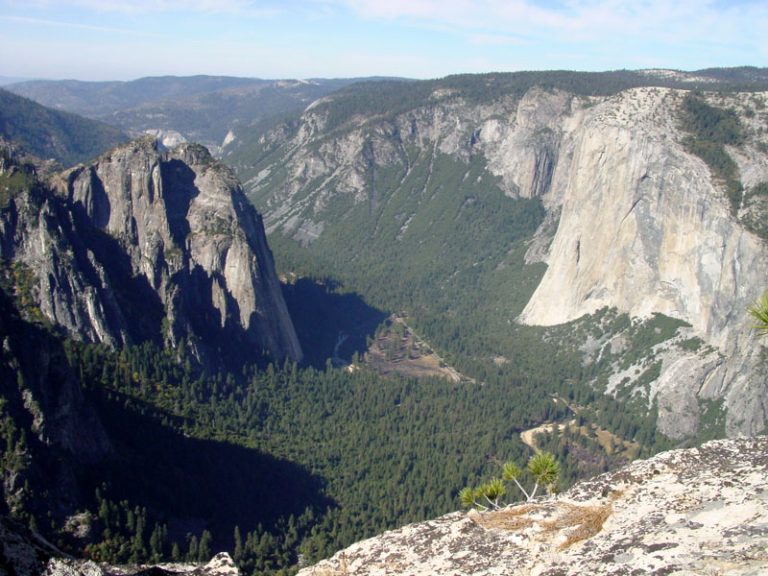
[44,552,239,576]
[299,437,768,576]
[0,137,302,366]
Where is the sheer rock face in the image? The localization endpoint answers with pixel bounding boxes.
[516,89,768,438]
[0,137,302,366]
[250,86,768,438]
[299,437,768,576]
[0,156,112,486]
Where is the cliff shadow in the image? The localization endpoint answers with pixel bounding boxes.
[171,264,275,370]
[281,278,388,369]
[161,159,198,247]
[0,285,112,523]
[82,390,332,546]
[76,224,165,344]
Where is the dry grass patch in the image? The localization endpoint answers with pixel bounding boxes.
[473,504,539,531]
[542,502,613,550]
[473,499,614,550]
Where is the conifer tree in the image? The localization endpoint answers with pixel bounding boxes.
[198,530,212,562]
[187,534,198,562]
[233,525,243,563]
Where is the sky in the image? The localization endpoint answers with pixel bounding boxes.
[0,0,766,82]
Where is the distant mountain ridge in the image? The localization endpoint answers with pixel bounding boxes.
[9,75,272,115]
[0,76,30,86]
[4,75,388,152]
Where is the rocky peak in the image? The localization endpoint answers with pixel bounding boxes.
[299,437,768,576]
[1,137,302,367]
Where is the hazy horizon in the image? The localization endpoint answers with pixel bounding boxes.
[1,1,765,82]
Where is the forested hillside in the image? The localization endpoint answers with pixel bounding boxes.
[0,88,127,166]
[2,306,669,574]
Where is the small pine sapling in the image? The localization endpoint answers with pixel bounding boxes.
[460,452,561,510]
[480,479,506,509]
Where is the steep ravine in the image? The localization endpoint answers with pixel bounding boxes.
[238,84,768,439]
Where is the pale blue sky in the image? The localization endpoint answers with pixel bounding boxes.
[1,0,766,81]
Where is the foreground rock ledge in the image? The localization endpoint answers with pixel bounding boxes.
[44,551,239,576]
[300,437,768,576]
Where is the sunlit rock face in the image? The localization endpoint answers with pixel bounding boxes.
[516,89,768,438]
[43,552,240,576]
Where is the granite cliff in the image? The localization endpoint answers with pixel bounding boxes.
[0,137,302,367]
[233,77,768,439]
[516,88,768,440]
[299,437,768,576]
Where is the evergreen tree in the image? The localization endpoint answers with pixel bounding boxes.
[198,530,212,562]
[187,534,198,562]
[233,525,243,563]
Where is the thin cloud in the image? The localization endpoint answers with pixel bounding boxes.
[0,14,163,36]
[7,0,281,16]
[338,0,767,52]
[469,33,527,46]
